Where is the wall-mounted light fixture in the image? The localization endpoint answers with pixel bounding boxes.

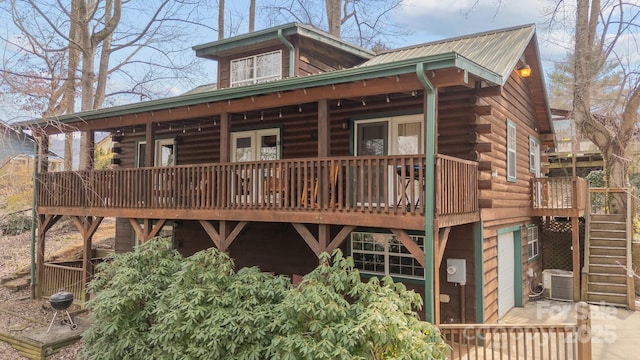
[518,64,531,78]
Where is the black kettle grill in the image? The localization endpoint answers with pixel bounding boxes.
[47,290,78,332]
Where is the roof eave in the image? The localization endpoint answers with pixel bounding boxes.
[21,52,501,126]
[193,22,374,60]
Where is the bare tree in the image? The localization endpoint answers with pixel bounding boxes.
[570,0,640,213]
[259,0,407,48]
[0,0,215,168]
[249,0,256,33]
[218,0,225,40]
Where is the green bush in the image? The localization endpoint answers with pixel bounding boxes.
[0,212,32,235]
[82,238,447,360]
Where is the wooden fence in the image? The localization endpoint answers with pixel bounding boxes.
[439,302,591,360]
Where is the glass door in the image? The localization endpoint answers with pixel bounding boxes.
[355,121,388,206]
[231,128,281,204]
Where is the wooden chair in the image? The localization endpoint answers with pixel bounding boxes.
[300,164,340,208]
[263,167,287,206]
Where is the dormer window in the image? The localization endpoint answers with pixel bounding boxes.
[230,50,282,87]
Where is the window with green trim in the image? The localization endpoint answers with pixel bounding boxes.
[529,136,540,174]
[527,225,539,260]
[350,232,424,279]
[507,120,517,182]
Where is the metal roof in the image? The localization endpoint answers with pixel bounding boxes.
[193,22,375,60]
[362,24,536,84]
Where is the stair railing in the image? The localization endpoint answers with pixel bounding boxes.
[626,188,636,310]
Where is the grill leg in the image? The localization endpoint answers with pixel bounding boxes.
[46,312,58,333]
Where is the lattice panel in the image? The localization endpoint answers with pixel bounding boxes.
[541,218,585,271]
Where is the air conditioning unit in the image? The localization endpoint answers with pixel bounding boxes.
[542,269,573,301]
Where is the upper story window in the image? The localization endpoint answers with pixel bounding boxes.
[230,50,282,87]
[529,136,540,175]
[506,119,517,182]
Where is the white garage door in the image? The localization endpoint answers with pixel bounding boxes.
[497,232,515,318]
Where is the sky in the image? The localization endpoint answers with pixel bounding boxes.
[0,0,621,121]
[220,0,568,72]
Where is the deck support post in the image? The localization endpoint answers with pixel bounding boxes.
[145,122,155,167]
[572,216,580,301]
[318,99,329,157]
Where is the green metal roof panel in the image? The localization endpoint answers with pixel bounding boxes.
[361,24,536,84]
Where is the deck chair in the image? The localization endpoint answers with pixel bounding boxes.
[300,164,340,208]
[263,167,287,206]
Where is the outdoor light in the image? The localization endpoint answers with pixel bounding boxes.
[518,64,531,77]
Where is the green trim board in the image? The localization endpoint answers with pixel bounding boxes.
[474,221,484,323]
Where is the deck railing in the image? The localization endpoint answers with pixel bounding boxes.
[37,155,478,219]
[439,303,591,360]
[531,177,588,213]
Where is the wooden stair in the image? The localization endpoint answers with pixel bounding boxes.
[585,214,632,307]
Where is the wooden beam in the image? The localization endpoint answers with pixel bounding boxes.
[390,228,426,267]
[436,227,451,268]
[475,123,492,134]
[199,220,221,249]
[318,99,329,157]
[474,105,492,116]
[326,225,356,253]
[147,219,167,241]
[292,223,320,256]
[318,224,330,253]
[41,75,426,134]
[145,121,155,167]
[572,217,580,301]
[427,68,469,87]
[128,219,145,242]
[220,112,229,162]
[221,221,247,251]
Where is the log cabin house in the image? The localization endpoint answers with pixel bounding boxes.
[23,23,587,324]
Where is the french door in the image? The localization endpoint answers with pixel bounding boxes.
[231,128,280,203]
[354,114,423,206]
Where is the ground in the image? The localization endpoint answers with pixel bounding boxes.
[0,217,115,359]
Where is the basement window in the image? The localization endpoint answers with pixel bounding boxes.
[231,50,282,87]
[350,232,425,279]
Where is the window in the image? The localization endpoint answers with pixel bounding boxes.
[527,225,539,260]
[351,232,425,279]
[507,120,517,182]
[230,51,282,87]
[529,136,540,175]
[231,128,280,162]
[136,139,175,167]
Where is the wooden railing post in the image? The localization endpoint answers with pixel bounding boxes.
[576,301,592,360]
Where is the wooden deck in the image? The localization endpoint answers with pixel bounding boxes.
[530,177,588,217]
[37,154,479,230]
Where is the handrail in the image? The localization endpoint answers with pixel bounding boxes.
[531,177,588,211]
[37,155,479,219]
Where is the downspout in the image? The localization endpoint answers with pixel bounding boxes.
[416,62,437,323]
[277,29,296,78]
[30,140,38,299]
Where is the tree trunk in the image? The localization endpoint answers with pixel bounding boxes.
[218,0,225,40]
[325,0,341,37]
[249,0,255,33]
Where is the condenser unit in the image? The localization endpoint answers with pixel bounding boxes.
[542,269,573,301]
